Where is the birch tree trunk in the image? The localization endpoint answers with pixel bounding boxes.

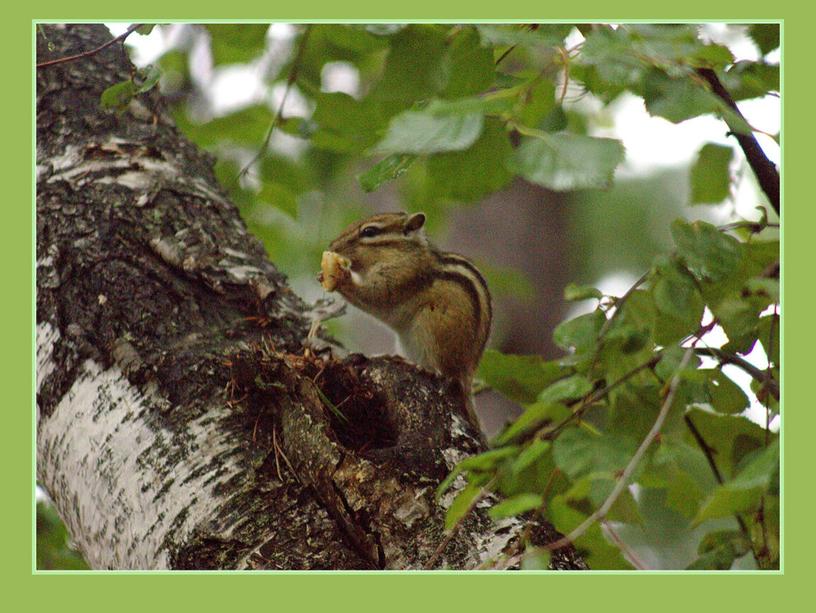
[36,24,587,571]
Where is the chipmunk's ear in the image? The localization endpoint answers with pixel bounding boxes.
[404,212,426,235]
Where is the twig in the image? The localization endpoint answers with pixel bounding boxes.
[543,346,694,552]
[693,347,779,401]
[696,68,780,215]
[495,44,518,67]
[231,25,312,188]
[602,521,646,570]
[683,413,725,484]
[37,24,143,69]
[538,354,661,441]
[684,413,761,567]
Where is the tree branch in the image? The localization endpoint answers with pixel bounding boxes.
[36,23,142,68]
[693,347,779,401]
[696,67,780,215]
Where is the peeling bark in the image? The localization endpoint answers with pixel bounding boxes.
[36,24,587,571]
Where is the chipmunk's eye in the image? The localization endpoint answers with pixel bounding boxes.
[360,226,381,238]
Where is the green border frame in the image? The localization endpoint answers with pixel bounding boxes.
[11,0,804,608]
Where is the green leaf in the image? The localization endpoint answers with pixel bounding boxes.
[488,494,543,520]
[703,369,750,414]
[358,154,417,192]
[374,108,483,155]
[553,309,606,353]
[690,143,733,204]
[511,440,552,474]
[320,24,388,54]
[671,219,744,282]
[258,182,298,218]
[458,446,520,473]
[651,256,705,344]
[445,482,482,530]
[373,26,447,106]
[643,69,722,123]
[564,282,603,302]
[748,24,780,55]
[493,402,569,446]
[693,439,779,524]
[642,436,715,518]
[312,92,386,154]
[746,277,779,304]
[691,44,736,69]
[723,61,779,101]
[575,27,645,90]
[515,79,556,129]
[687,530,750,570]
[475,24,571,48]
[537,375,593,404]
[206,25,269,66]
[134,65,161,95]
[683,407,767,479]
[509,133,625,191]
[567,473,643,525]
[178,104,274,148]
[426,119,513,202]
[477,349,567,404]
[136,25,156,35]
[712,295,767,354]
[549,495,632,569]
[100,79,137,112]
[441,26,495,99]
[435,466,463,499]
[553,428,637,480]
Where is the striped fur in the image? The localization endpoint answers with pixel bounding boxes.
[326,212,492,415]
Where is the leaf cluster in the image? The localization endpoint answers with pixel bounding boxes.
[450,215,779,569]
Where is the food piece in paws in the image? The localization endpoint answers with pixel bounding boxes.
[319,251,351,291]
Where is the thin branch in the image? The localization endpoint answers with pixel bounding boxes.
[537,354,660,441]
[684,413,761,567]
[696,68,780,215]
[601,521,646,570]
[36,24,142,69]
[231,25,312,188]
[694,347,779,401]
[544,347,694,553]
[495,44,518,67]
[683,413,725,484]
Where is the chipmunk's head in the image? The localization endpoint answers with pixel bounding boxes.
[329,212,428,276]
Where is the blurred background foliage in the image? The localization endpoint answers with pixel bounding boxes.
[37,22,780,571]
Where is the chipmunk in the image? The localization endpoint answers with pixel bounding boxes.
[319,212,491,432]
